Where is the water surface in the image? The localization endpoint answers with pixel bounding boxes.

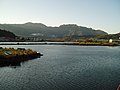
[0,45,120,90]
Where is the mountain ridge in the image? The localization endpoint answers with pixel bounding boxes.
[0,22,108,39]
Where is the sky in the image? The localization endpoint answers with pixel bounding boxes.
[0,0,120,34]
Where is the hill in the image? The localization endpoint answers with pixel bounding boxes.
[97,32,120,40]
[0,22,108,39]
[0,29,16,41]
[0,29,16,38]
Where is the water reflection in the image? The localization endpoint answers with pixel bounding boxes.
[0,56,42,67]
[0,45,120,90]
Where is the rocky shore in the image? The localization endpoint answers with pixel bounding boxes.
[0,47,43,66]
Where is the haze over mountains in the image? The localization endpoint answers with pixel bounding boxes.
[0,22,108,39]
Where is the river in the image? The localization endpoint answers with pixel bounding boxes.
[0,45,120,90]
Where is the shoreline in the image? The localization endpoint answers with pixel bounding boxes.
[0,47,43,67]
[0,42,119,46]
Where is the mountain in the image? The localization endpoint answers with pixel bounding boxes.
[0,22,108,38]
[97,32,120,40]
[0,29,16,38]
[0,29,16,41]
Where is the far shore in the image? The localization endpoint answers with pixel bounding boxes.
[0,42,119,46]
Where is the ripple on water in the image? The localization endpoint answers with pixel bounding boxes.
[0,45,120,90]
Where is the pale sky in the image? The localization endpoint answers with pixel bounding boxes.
[0,0,120,34]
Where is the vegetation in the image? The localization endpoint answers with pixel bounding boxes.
[0,47,42,58]
[78,39,119,46]
[0,47,42,67]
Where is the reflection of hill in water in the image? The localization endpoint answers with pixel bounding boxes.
[0,56,41,67]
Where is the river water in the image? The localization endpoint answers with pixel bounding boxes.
[0,45,120,90]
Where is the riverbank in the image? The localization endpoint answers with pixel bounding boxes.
[0,47,43,66]
[0,41,119,46]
